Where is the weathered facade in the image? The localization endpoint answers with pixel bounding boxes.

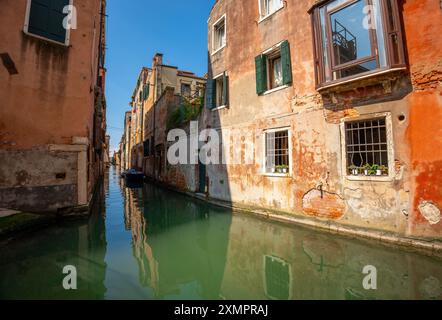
[0,0,107,213]
[202,0,442,240]
[123,53,206,191]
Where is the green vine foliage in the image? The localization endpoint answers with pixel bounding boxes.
[167,96,204,131]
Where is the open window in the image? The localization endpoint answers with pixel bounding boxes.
[310,0,406,89]
[206,72,229,109]
[255,41,292,95]
[212,15,226,54]
[24,0,71,45]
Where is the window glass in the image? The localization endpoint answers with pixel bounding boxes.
[272,57,283,88]
[262,0,283,17]
[330,0,372,66]
[214,18,226,51]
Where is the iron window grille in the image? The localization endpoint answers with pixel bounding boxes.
[265,130,289,173]
[345,117,389,176]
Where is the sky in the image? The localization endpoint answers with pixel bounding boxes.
[105,0,215,152]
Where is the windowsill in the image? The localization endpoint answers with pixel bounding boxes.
[211,105,228,111]
[263,173,292,178]
[258,6,285,24]
[211,45,226,56]
[317,67,407,92]
[346,175,394,182]
[262,85,289,95]
[23,30,69,47]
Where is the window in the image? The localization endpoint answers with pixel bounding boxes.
[344,117,390,177]
[212,15,226,53]
[181,83,191,97]
[206,72,229,109]
[24,0,71,45]
[268,51,283,89]
[255,41,292,95]
[264,255,291,300]
[265,129,290,174]
[310,0,406,88]
[259,0,284,19]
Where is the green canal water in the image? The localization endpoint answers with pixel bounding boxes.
[0,166,441,300]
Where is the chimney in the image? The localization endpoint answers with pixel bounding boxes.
[153,53,163,66]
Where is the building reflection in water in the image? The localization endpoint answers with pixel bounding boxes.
[0,175,108,300]
[219,214,442,300]
[123,182,232,299]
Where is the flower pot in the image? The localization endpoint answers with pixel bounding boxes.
[364,169,370,176]
[271,168,276,173]
[376,169,382,176]
[351,169,359,175]
[282,168,288,173]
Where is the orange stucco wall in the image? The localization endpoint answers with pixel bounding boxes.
[0,0,102,149]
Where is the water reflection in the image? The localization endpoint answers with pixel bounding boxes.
[0,166,441,300]
[0,176,108,299]
[220,215,442,300]
[123,182,231,299]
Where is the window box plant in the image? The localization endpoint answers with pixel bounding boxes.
[276,165,289,174]
[379,165,388,176]
[363,164,375,176]
[349,164,359,176]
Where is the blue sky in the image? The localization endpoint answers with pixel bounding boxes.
[105,0,215,152]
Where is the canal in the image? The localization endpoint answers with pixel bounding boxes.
[0,166,441,300]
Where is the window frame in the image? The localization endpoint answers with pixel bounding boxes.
[258,0,285,23]
[310,0,407,90]
[340,112,395,182]
[212,14,227,55]
[23,0,73,46]
[262,127,292,177]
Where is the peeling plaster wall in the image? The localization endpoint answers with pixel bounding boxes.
[204,0,442,239]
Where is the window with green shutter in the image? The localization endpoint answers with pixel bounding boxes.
[207,72,228,109]
[222,73,229,106]
[256,40,292,95]
[27,0,70,44]
[281,40,292,85]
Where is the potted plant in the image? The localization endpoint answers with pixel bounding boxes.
[270,166,276,173]
[349,164,359,175]
[371,164,381,176]
[363,164,373,176]
[281,165,289,174]
[379,165,388,176]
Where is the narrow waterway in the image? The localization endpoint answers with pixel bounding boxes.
[0,166,441,300]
